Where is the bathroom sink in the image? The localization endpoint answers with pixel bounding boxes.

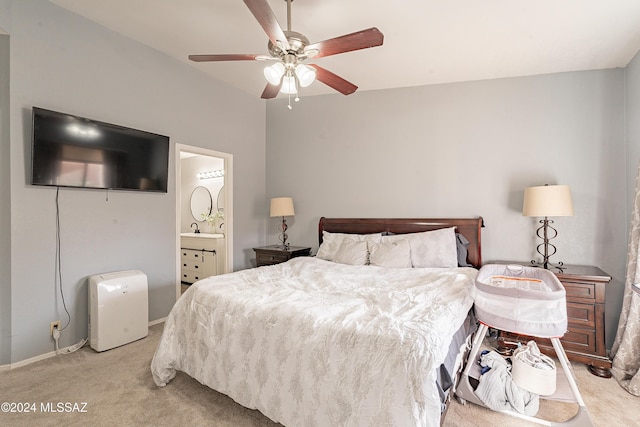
[180,232,224,238]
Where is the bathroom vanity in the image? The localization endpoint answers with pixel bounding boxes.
[180,233,226,284]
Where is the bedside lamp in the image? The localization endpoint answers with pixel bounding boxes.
[523,184,574,269]
[270,197,295,249]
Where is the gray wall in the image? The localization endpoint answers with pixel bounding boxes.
[266,70,628,349]
[1,0,267,364]
[0,33,11,365]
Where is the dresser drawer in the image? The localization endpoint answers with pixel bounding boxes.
[567,301,595,328]
[257,252,289,265]
[181,249,203,262]
[182,260,204,271]
[181,270,204,283]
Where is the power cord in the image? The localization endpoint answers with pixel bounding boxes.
[53,187,87,355]
[52,326,61,353]
[52,324,87,355]
[55,186,71,331]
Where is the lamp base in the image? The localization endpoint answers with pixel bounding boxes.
[278,216,289,250]
[530,259,565,272]
[531,217,565,272]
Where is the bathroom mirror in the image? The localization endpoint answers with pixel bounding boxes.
[216,186,225,212]
[190,186,212,221]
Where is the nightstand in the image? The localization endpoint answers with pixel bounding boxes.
[495,262,612,377]
[253,245,311,267]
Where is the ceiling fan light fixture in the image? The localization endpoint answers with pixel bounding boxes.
[264,62,285,85]
[280,74,297,94]
[295,64,316,87]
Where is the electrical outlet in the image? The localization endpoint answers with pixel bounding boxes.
[50,321,60,336]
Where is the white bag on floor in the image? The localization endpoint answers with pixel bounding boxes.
[512,340,557,395]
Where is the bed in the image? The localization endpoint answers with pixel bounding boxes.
[151,217,483,427]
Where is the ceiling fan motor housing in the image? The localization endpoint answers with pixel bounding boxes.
[268,31,310,58]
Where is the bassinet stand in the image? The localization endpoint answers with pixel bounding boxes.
[455,264,594,427]
[456,323,592,426]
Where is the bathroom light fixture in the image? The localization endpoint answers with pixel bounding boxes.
[522,184,574,269]
[270,197,295,249]
[197,170,224,180]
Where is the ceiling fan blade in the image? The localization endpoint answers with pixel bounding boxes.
[305,27,383,59]
[243,0,290,51]
[189,54,264,62]
[261,82,282,99]
[309,65,358,95]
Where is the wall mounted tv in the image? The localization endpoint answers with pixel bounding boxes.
[31,107,170,193]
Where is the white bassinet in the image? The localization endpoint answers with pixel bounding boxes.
[474,264,567,338]
[455,264,594,427]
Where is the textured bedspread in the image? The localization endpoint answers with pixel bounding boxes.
[151,257,476,427]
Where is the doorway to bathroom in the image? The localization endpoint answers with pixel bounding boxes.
[175,143,233,300]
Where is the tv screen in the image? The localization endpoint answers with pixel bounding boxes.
[31,107,170,192]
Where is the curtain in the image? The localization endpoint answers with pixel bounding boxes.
[610,163,640,396]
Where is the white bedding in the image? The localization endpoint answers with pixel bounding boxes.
[151,257,477,427]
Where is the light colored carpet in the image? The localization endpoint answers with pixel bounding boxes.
[0,323,637,426]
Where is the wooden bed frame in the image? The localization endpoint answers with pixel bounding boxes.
[319,217,484,268]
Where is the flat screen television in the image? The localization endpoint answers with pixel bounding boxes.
[31,107,170,193]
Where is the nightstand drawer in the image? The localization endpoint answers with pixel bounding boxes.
[503,328,596,357]
[257,252,289,265]
[567,302,595,328]
[253,245,312,267]
[559,326,597,354]
[561,281,596,303]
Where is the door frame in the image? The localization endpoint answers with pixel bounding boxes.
[175,143,233,301]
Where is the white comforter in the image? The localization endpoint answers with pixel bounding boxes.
[151,257,476,427]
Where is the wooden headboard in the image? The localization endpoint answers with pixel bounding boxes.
[318,217,484,269]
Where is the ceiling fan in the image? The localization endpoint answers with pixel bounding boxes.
[188,0,384,106]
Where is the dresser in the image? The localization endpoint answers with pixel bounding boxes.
[497,263,612,377]
[253,245,311,267]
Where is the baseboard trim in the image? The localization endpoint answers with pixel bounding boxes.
[2,343,78,370]
[149,317,166,326]
[1,318,166,370]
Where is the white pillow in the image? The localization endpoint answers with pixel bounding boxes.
[382,227,457,268]
[368,240,412,268]
[332,240,368,266]
[316,231,382,261]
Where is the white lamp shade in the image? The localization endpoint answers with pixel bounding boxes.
[264,62,285,85]
[280,75,297,94]
[270,197,295,217]
[523,185,574,217]
[295,64,316,87]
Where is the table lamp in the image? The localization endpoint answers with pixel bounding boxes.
[522,184,574,269]
[270,197,295,249]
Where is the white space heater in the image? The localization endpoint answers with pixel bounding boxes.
[89,270,149,352]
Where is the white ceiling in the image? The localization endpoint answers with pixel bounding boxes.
[49,0,640,99]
